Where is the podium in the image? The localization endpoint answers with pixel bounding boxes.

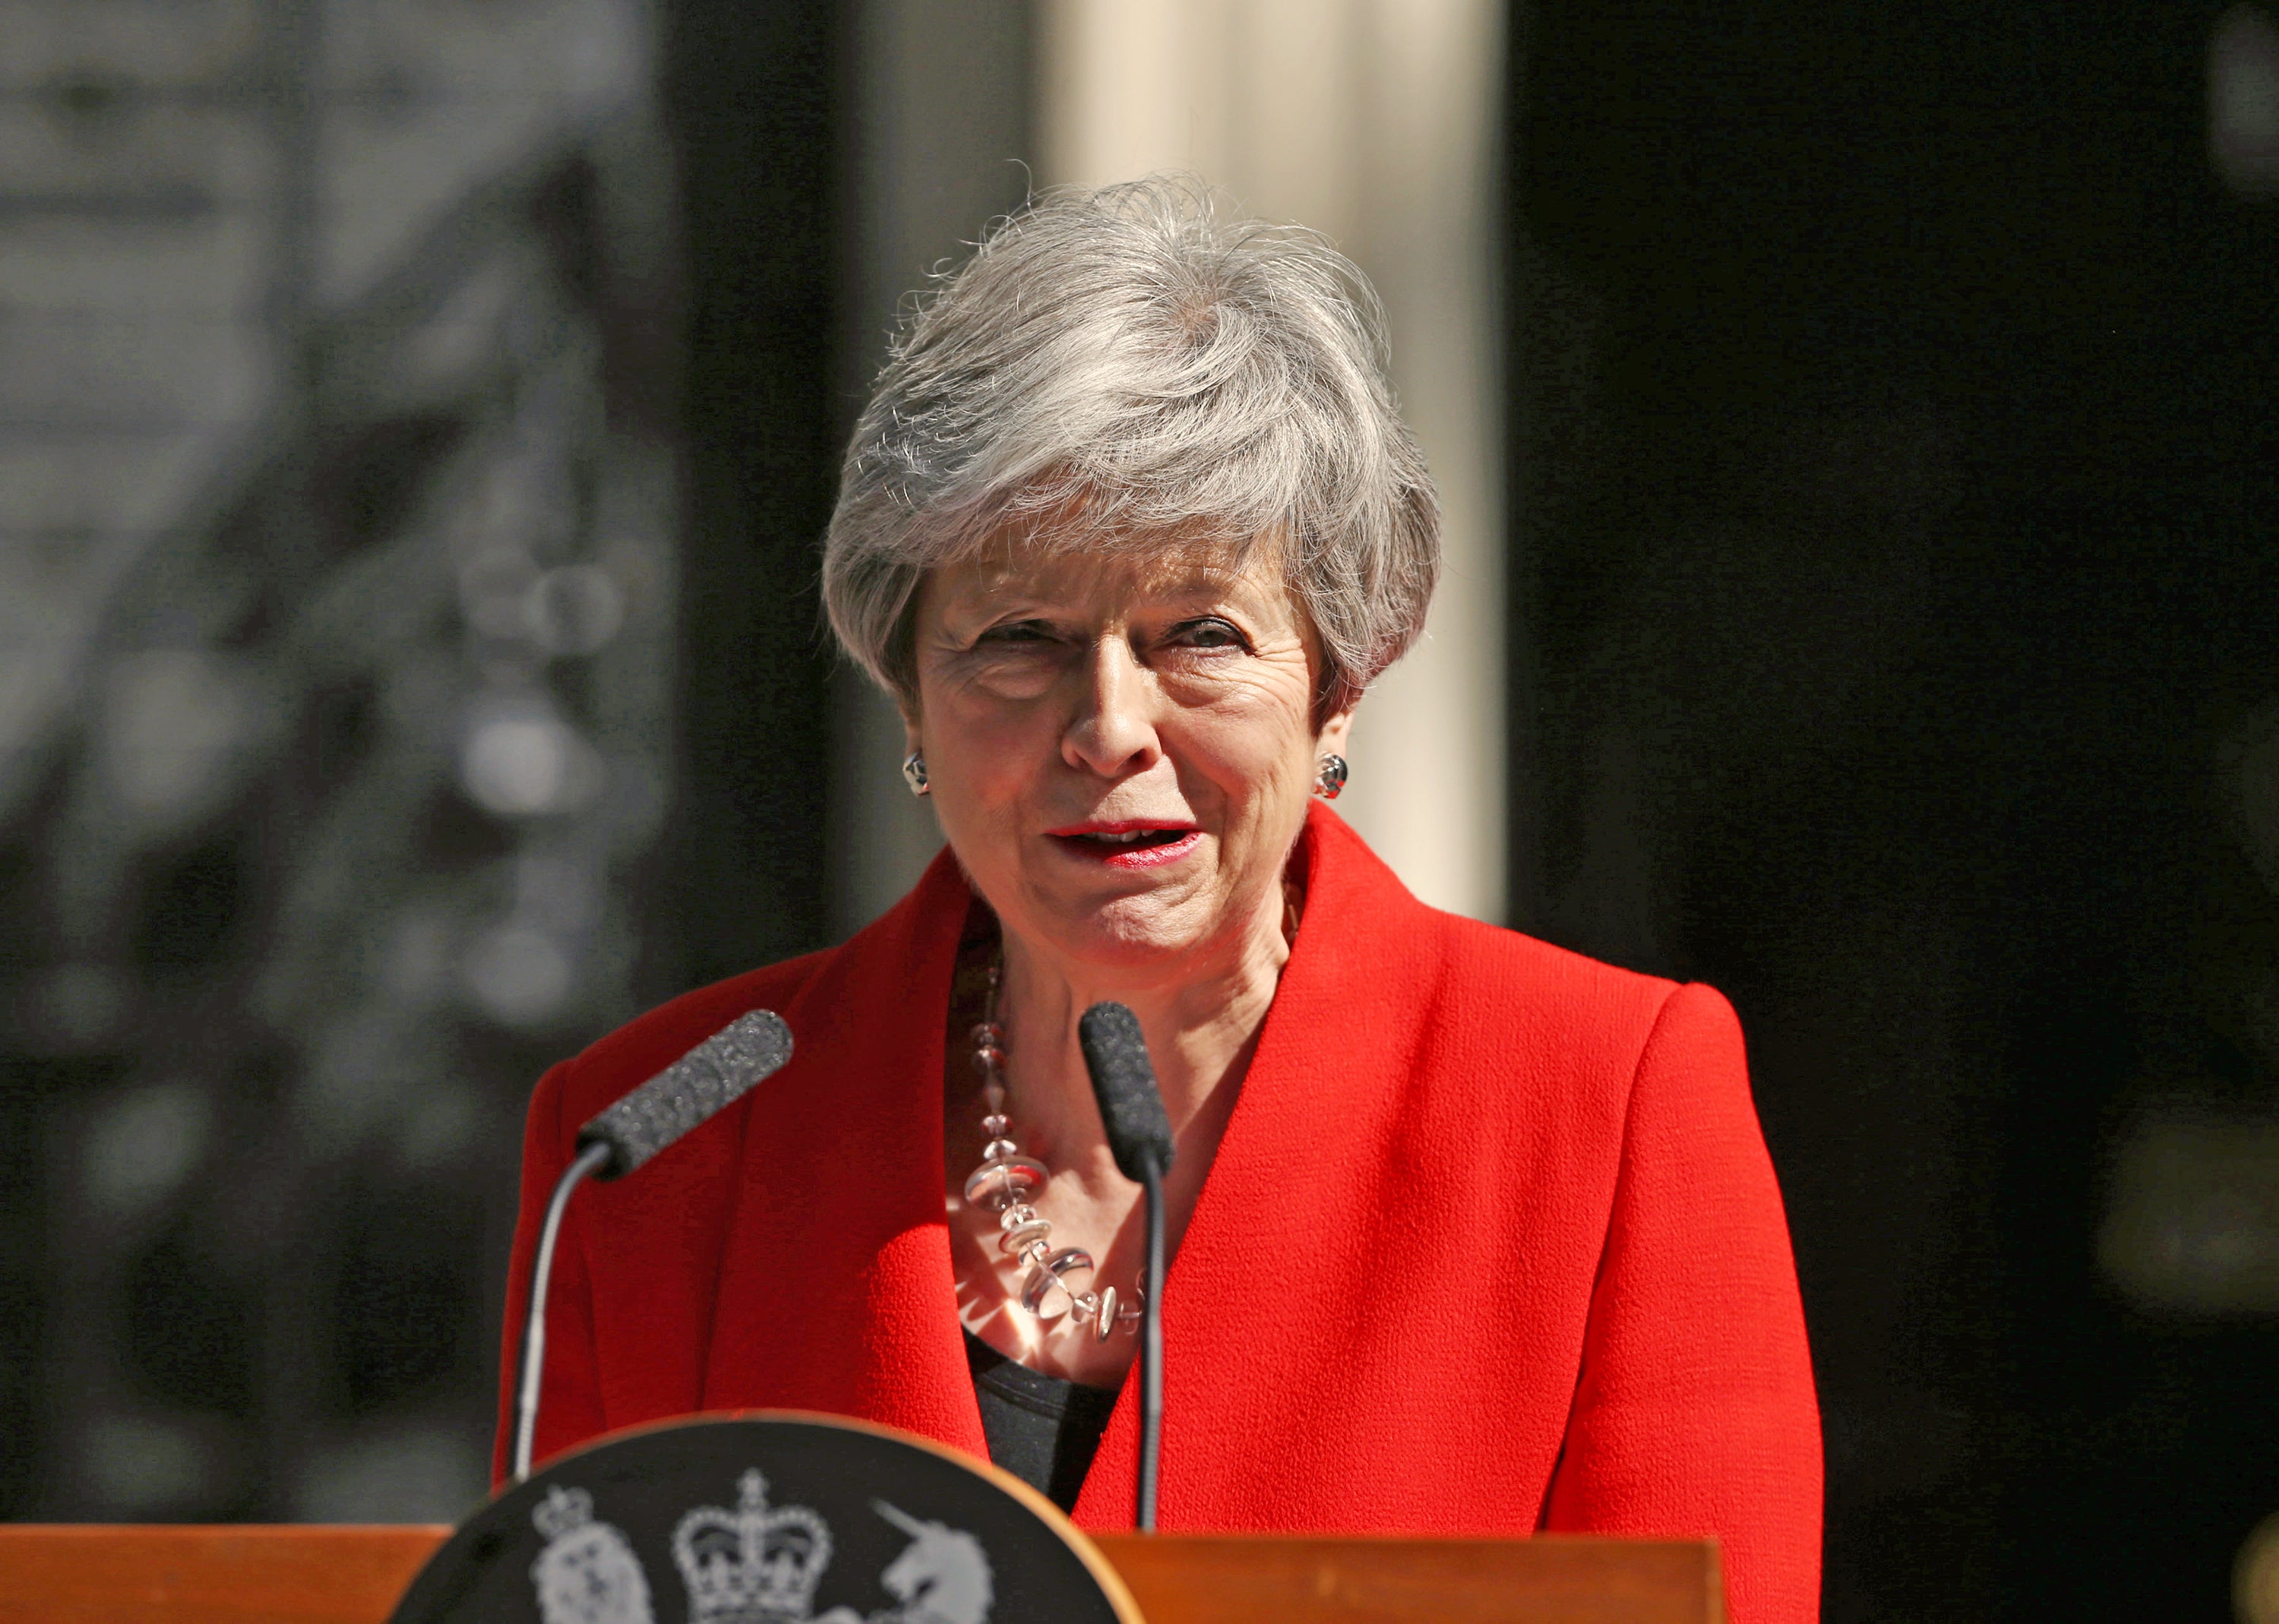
[0,1525,1722,1622]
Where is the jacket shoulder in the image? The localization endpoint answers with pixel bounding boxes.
[1310,805,1677,1041]
[1436,908,1677,1026]
[547,947,838,1126]
[1411,912,1689,1107]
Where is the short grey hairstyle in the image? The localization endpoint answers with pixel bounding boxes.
[820,176,1440,717]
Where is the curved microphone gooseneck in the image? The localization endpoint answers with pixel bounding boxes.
[1076,1001,1177,1532]
[511,1139,609,1482]
[510,1007,795,1480]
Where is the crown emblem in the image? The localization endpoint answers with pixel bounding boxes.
[672,1469,833,1623]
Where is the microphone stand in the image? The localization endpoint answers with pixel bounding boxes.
[510,1140,612,1481]
[1137,1154,1165,1532]
[504,1006,794,1483]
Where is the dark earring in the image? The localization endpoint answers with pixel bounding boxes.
[1313,754,1348,800]
[901,751,930,797]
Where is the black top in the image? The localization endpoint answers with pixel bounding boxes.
[963,1329,1121,1512]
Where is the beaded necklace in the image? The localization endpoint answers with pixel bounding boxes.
[958,961,1143,1342]
[950,874,1304,1341]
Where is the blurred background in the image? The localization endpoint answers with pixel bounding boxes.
[0,0,2274,1618]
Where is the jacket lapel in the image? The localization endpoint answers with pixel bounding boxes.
[699,848,990,1461]
[1073,805,1434,1528]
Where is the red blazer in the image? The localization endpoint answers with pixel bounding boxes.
[496,804,1822,1622]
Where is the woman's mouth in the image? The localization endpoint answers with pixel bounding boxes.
[1045,823,1204,870]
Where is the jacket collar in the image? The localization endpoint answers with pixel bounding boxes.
[700,803,1430,1521]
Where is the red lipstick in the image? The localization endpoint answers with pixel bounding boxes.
[1045,819,1204,870]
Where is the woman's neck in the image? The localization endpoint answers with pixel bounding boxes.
[992,885,1291,1182]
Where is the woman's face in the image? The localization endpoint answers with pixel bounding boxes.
[906,535,1351,978]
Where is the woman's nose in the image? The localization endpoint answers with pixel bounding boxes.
[1061,637,1162,778]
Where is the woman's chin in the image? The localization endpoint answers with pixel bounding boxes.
[1034,891,1224,974]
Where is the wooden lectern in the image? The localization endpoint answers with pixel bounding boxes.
[0,1525,1721,1622]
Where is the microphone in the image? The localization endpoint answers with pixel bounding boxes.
[1076,1001,1174,1532]
[511,1008,793,1480]
[576,1007,795,1178]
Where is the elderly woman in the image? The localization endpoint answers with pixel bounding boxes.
[497,181,1820,1622]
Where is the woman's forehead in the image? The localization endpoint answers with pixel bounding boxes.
[930,531,1285,612]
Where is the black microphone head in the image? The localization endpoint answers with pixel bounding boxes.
[577,1009,792,1179]
[1077,1001,1174,1182]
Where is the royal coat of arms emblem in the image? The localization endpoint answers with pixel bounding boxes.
[388,1416,1133,1624]
[526,1470,994,1624]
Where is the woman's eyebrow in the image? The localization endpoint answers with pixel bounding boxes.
[945,585,1057,621]
[1125,571,1253,608]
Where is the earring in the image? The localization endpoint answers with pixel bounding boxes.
[1313,754,1348,800]
[901,751,930,797]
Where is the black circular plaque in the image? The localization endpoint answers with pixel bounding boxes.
[390,1412,1143,1624]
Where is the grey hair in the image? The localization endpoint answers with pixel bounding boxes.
[820,176,1440,718]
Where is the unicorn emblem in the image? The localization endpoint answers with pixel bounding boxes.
[814,1501,994,1624]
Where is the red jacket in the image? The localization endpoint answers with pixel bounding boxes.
[496,803,1822,1622]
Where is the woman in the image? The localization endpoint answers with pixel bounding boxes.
[497,179,1821,1622]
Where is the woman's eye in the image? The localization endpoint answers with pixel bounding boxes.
[1171,618,1248,651]
[978,621,1054,646]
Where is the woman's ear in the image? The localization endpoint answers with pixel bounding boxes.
[1315,700,1357,759]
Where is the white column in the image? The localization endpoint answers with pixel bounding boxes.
[1035,0,1507,921]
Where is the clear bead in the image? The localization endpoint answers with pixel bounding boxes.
[981,1082,1007,1114]
[969,1022,1004,1047]
[999,1203,1038,1230]
[980,1114,1010,1138]
[962,1155,1047,1206]
[981,1137,1019,1163]
[1093,1285,1120,1340]
[998,1218,1051,1254]
[1019,1247,1094,1318]
[971,1045,1007,1075]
